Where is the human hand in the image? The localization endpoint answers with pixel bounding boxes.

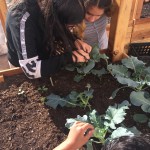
[75,39,92,54]
[72,49,90,62]
[53,121,94,150]
[65,121,94,150]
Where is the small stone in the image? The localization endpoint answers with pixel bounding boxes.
[8,137,11,141]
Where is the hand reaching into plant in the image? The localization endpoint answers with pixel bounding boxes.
[54,121,94,150]
[75,39,92,53]
[72,49,90,62]
[73,39,92,63]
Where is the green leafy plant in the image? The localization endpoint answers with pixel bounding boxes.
[108,56,150,113]
[133,113,149,123]
[133,113,150,128]
[45,84,94,110]
[65,45,109,82]
[65,101,141,150]
[38,86,48,93]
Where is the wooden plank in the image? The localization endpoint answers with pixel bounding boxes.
[135,0,144,19]
[131,18,150,42]
[130,0,138,20]
[131,38,150,43]
[0,75,4,83]
[130,0,144,20]
[126,26,133,39]
[125,17,150,48]
[0,67,23,77]
[131,34,150,42]
[0,0,7,34]
[109,0,133,61]
[133,24,150,31]
[133,18,150,25]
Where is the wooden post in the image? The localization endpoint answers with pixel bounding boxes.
[134,0,144,19]
[0,0,7,34]
[109,0,133,61]
[0,75,4,83]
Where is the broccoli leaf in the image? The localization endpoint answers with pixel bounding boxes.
[108,64,129,77]
[104,101,130,129]
[122,56,145,70]
[65,115,88,129]
[74,74,84,82]
[82,60,95,74]
[110,127,134,140]
[133,114,148,123]
[116,76,139,88]
[88,110,104,128]
[130,91,150,113]
[91,68,107,77]
[86,140,94,150]
[45,94,66,109]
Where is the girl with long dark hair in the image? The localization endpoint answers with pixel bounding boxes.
[6,0,91,79]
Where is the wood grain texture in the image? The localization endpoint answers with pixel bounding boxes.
[0,0,7,34]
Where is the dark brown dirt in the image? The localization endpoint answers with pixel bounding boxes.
[0,68,150,150]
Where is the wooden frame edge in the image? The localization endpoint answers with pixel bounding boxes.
[0,75,4,83]
[0,67,23,77]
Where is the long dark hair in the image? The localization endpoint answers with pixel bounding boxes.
[101,135,150,150]
[38,0,85,55]
[11,0,85,55]
[84,0,112,17]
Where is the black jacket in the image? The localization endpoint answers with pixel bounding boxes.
[6,0,73,79]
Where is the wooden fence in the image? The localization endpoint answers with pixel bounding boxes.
[109,0,150,61]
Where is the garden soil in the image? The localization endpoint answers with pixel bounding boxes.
[0,69,150,150]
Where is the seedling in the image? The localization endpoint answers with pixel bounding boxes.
[40,97,47,104]
[45,84,94,110]
[38,86,48,93]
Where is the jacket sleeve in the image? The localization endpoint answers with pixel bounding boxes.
[9,11,73,79]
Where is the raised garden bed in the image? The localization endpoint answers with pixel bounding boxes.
[0,66,150,149]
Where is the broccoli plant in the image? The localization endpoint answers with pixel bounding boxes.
[45,84,94,110]
[65,45,109,82]
[65,101,141,150]
[108,56,150,113]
